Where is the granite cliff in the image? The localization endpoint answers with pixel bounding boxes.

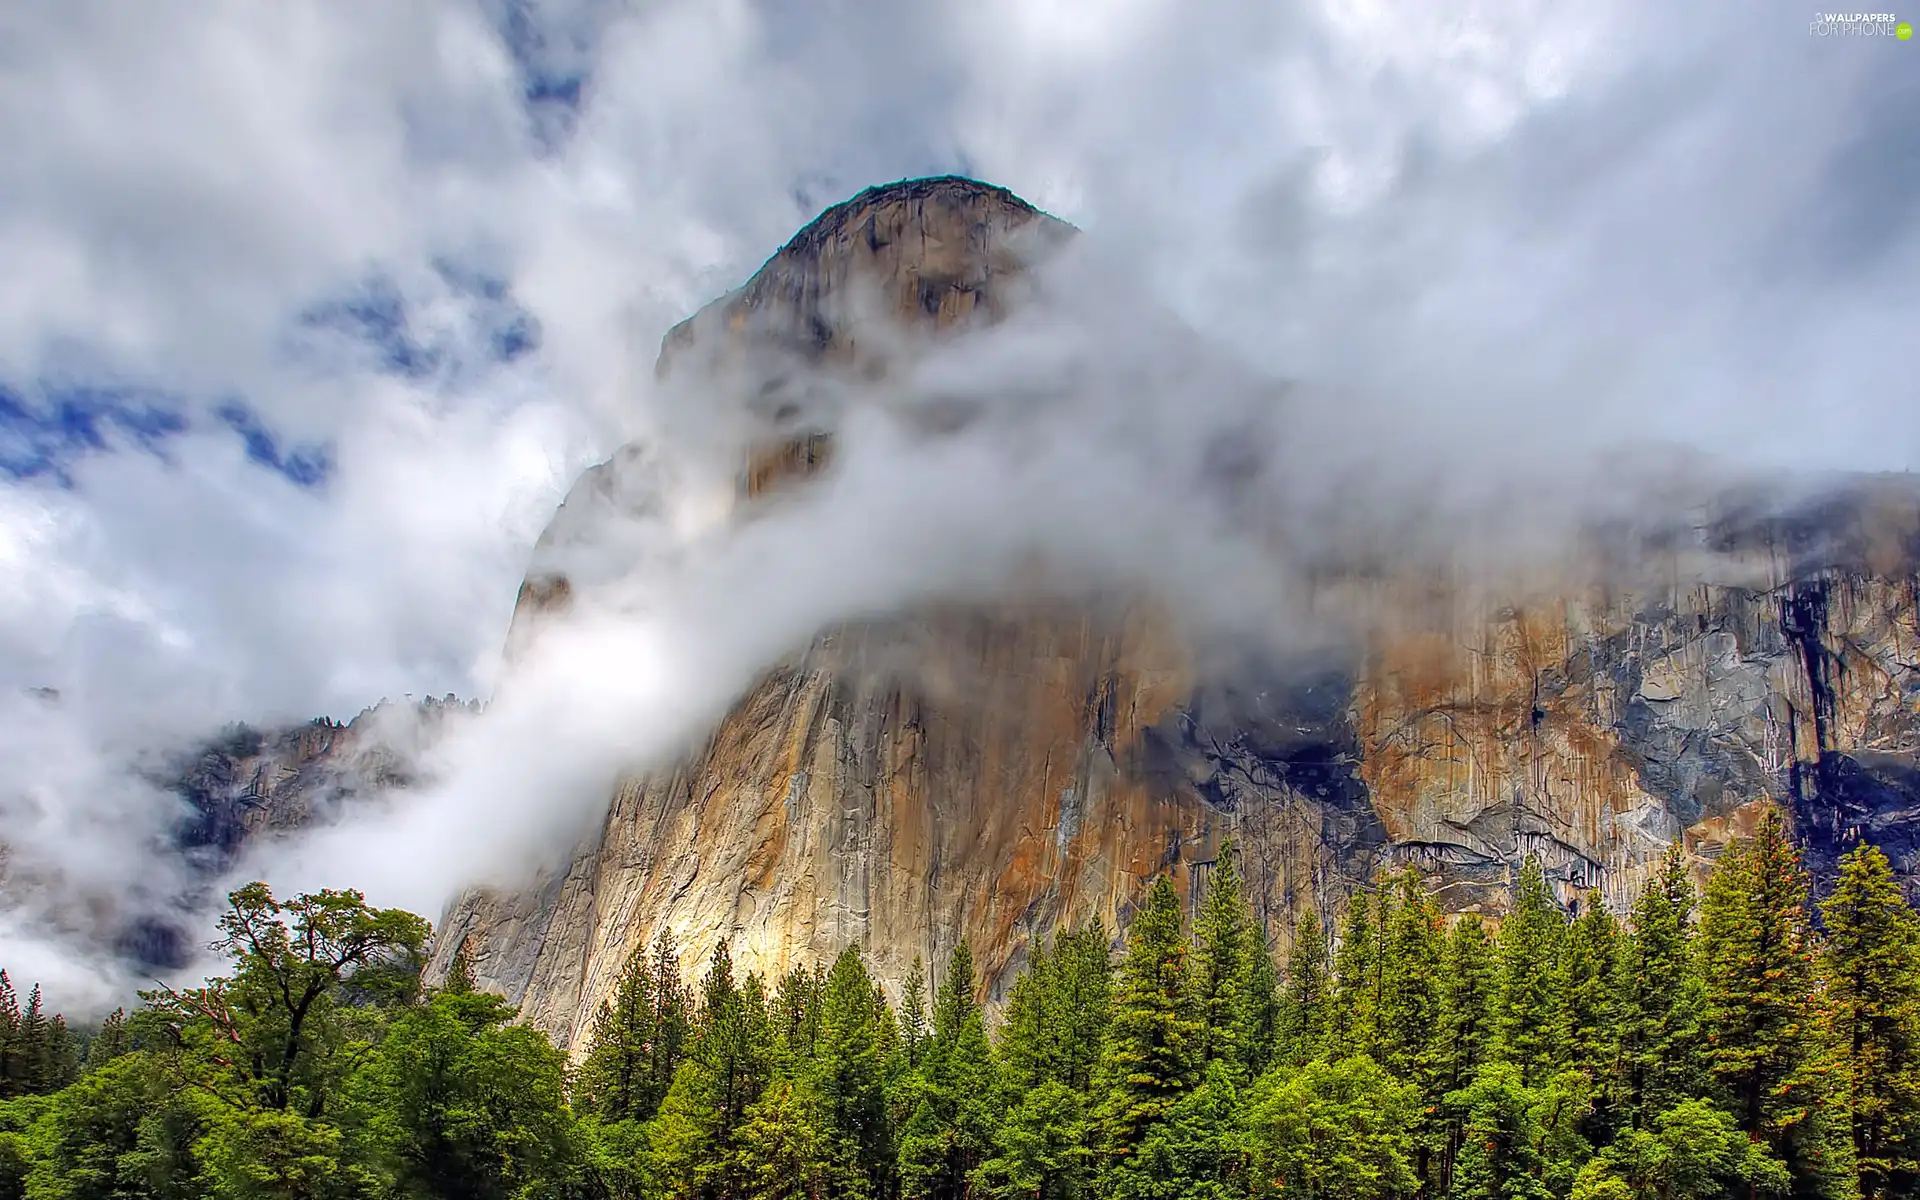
[427,177,1920,1052]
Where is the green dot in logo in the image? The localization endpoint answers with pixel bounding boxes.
[1899,21,1915,39]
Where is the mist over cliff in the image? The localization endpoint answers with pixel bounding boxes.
[1,2,1916,1013]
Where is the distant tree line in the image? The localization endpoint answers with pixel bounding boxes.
[3,808,1919,1199]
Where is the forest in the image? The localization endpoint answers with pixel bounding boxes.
[2,808,1917,1200]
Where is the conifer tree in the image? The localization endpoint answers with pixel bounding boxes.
[1562,895,1621,1138]
[1615,845,1707,1126]
[774,962,826,1070]
[811,946,893,1193]
[898,939,999,1200]
[1438,912,1503,1193]
[0,971,17,1098]
[1698,808,1853,1197]
[444,939,478,994]
[974,1079,1092,1200]
[732,1077,855,1200]
[1283,908,1331,1066]
[86,1007,133,1071]
[899,955,931,1072]
[1441,914,1500,1091]
[1094,875,1201,1186]
[1051,924,1114,1094]
[1376,868,1446,1190]
[577,943,659,1122]
[1820,842,1920,1200]
[649,929,694,1107]
[1496,856,1569,1085]
[1241,933,1282,1080]
[999,936,1057,1095]
[649,939,775,1198]
[1377,868,1444,1083]
[1332,888,1381,1059]
[1193,844,1257,1078]
[1449,1063,1559,1200]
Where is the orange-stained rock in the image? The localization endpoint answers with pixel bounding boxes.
[431,178,1920,1052]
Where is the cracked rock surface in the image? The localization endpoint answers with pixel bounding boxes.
[427,178,1920,1052]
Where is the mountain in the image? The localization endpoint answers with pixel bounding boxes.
[427,176,1920,1053]
[111,696,474,968]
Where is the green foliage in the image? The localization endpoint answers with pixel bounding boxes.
[731,1077,864,1200]
[0,975,77,1099]
[1439,915,1499,1093]
[898,940,998,1200]
[1614,845,1708,1126]
[1193,845,1259,1080]
[575,931,690,1126]
[1281,909,1331,1067]
[350,989,577,1199]
[1561,899,1619,1085]
[1699,810,1855,1196]
[1495,857,1569,1085]
[1821,843,1920,1199]
[1096,875,1201,1174]
[11,821,1920,1200]
[22,1051,213,1200]
[1332,889,1381,1060]
[1375,869,1443,1088]
[1244,1055,1420,1200]
[973,1080,1091,1200]
[1571,1098,1791,1200]
[1447,1063,1558,1200]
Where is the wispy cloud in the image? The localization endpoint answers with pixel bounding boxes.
[0,0,1914,1007]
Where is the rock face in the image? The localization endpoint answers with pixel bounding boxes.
[123,697,474,967]
[432,177,1920,1052]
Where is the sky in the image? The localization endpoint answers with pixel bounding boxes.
[0,0,1916,1003]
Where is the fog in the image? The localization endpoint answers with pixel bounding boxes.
[0,0,1915,1009]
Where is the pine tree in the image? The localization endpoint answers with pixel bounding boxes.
[1615,845,1708,1126]
[732,1077,856,1200]
[899,955,931,1072]
[1241,933,1282,1080]
[1376,868,1446,1191]
[1193,844,1257,1078]
[1051,924,1114,1095]
[1332,888,1381,1060]
[775,962,827,1070]
[649,939,775,1199]
[649,930,694,1108]
[1441,914,1500,1091]
[1562,895,1621,1137]
[444,939,478,994]
[1438,912,1504,1193]
[1283,908,1332,1066]
[577,942,665,1123]
[811,946,892,1193]
[898,939,999,1200]
[0,971,17,1099]
[1821,842,1920,1199]
[86,1007,133,1071]
[974,1079,1092,1200]
[1094,875,1201,1184]
[1496,856,1569,1085]
[999,936,1057,1095]
[1377,868,1444,1082]
[1698,808,1853,1197]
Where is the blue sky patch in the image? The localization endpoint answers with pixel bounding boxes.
[292,262,542,385]
[213,401,335,489]
[0,382,190,486]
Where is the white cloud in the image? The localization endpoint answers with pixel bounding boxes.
[0,0,1915,1008]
